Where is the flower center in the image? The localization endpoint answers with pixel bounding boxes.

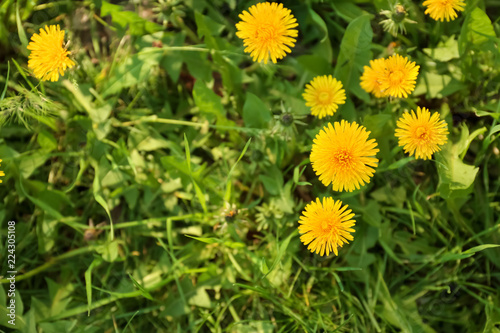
[321,216,338,234]
[416,127,429,141]
[318,91,331,104]
[389,70,404,85]
[333,149,353,167]
[321,219,330,232]
[255,24,278,43]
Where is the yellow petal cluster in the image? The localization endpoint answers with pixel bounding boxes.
[236,2,298,64]
[303,75,346,119]
[395,107,449,160]
[360,54,419,98]
[298,197,355,256]
[27,25,75,82]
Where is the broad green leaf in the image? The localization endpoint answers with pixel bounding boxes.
[331,2,366,23]
[307,7,333,62]
[160,33,186,82]
[363,113,392,137]
[101,1,163,35]
[194,11,224,39]
[437,125,480,199]
[414,72,456,99]
[0,302,26,329]
[102,48,163,97]
[183,51,212,82]
[187,287,211,308]
[459,7,496,55]
[296,55,331,76]
[18,151,50,179]
[334,14,373,102]
[37,217,56,253]
[360,200,382,227]
[242,93,271,129]
[46,278,74,315]
[259,165,283,196]
[38,321,77,333]
[96,240,120,262]
[193,80,226,122]
[18,179,64,220]
[423,36,459,62]
[475,109,500,120]
[37,130,58,152]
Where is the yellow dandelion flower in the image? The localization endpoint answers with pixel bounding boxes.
[395,107,449,160]
[311,120,379,192]
[423,0,465,22]
[360,58,387,98]
[27,25,75,82]
[298,197,355,256]
[0,159,5,183]
[379,54,419,98]
[235,2,298,64]
[302,75,346,119]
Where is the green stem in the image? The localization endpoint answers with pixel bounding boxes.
[115,115,265,133]
[0,246,98,284]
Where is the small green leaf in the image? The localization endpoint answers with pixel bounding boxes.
[225,138,251,202]
[463,244,500,254]
[185,235,221,244]
[15,1,28,49]
[260,258,269,275]
[93,157,114,239]
[334,14,373,102]
[101,0,163,35]
[102,49,163,97]
[128,274,154,301]
[85,257,102,315]
[1,61,10,101]
[242,93,271,129]
[96,240,120,262]
[193,80,226,122]
[437,125,480,199]
[37,130,58,152]
[18,178,63,220]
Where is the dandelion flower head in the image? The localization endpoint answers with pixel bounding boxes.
[299,197,355,256]
[379,54,419,98]
[0,159,5,183]
[423,0,465,22]
[360,58,387,98]
[395,107,449,160]
[303,75,346,119]
[27,25,75,82]
[235,2,298,64]
[311,120,379,192]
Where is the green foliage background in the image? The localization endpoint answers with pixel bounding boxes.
[0,0,500,332]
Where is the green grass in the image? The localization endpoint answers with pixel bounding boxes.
[0,0,500,332]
